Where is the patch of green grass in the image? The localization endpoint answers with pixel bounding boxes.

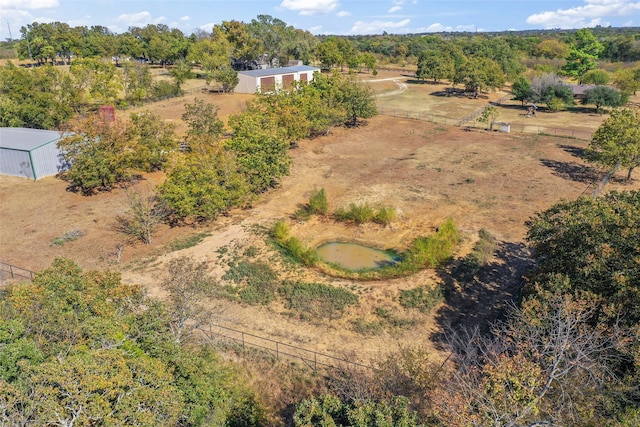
[452,228,497,282]
[166,232,211,251]
[51,230,84,246]
[351,318,385,335]
[294,188,329,220]
[270,221,317,266]
[335,202,376,224]
[374,206,397,225]
[279,280,358,321]
[399,286,444,313]
[351,307,416,335]
[223,261,279,305]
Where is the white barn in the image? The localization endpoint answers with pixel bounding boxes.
[235,65,320,94]
[0,128,67,180]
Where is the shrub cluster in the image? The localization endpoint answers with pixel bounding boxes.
[334,202,397,225]
[270,220,318,266]
[279,280,358,320]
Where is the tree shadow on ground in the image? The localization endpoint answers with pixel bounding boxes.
[539,158,601,184]
[558,144,586,158]
[431,241,533,348]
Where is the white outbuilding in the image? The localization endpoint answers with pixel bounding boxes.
[0,128,67,180]
[235,65,320,94]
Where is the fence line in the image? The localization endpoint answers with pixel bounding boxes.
[202,323,372,371]
[377,105,593,140]
[0,262,35,281]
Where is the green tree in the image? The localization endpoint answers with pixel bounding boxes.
[613,66,640,96]
[57,114,134,194]
[562,28,604,84]
[129,110,178,171]
[158,145,250,221]
[581,69,610,85]
[315,38,343,70]
[0,61,74,129]
[525,190,640,326]
[533,38,570,59]
[582,85,625,114]
[511,76,534,106]
[226,109,291,193]
[24,349,182,426]
[294,394,424,427]
[586,108,640,184]
[454,56,505,97]
[122,61,153,104]
[416,49,454,83]
[333,74,378,127]
[182,98,225,147]
[168,59,193,90]
[70,57,122,105]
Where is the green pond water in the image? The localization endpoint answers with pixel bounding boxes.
[316,242,398,271]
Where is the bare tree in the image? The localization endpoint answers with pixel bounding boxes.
[115,185,165,244]
[436,291,628,427]
[161,256,223,344]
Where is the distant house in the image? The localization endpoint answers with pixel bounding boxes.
[570,84,598,100]
[235,65,320,94]
[0,128,68,180]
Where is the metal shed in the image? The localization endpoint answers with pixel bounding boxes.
[0,128,67,180]
[235,65,320,94]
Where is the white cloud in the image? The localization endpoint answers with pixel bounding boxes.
[198,22,216,33]
[0,0,57,9]
[349,18,410,34]
[115,11,166,28]
[526,0,640,29]
[421,23,481,32]
[280,0,339,16]
[337,10,351,17]
[308,25,323,33]
[179,16,190,22]
[388,6,402,13]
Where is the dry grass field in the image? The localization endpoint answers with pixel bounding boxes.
[1,69,639,365]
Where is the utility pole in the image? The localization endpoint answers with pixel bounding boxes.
[6,20,12,41]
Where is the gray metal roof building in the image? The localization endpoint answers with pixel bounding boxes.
[235,65,320,94]
[0,128,67,180]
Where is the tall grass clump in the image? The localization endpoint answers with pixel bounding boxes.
[271,220,290,242]
[374,206,397,225]
[270,220,318,266]
[308,188,329,216]
[295,188,329,220]
[399,286,444,313]
[285,236,319,266]
[405,218,460,269]
[335,202,375,224]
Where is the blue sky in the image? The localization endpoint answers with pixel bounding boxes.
[1,0,639,40]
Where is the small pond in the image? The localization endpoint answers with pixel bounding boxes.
[316,242,399,271]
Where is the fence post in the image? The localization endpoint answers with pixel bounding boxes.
[9,265,14,279]
[314,352,317,371]
[242,332,245,349]
[276,342,279,360]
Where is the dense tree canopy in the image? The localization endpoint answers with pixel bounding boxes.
[585,108,640,181]
[525,190,640,326]
[0,258,265,426]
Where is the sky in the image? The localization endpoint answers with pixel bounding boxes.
[1,0,640,40]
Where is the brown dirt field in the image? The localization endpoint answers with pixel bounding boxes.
[2,70,639,365]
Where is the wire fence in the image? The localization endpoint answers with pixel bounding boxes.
[0,261,35,282]
[201,323,372,372]
[378,102,593,141]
